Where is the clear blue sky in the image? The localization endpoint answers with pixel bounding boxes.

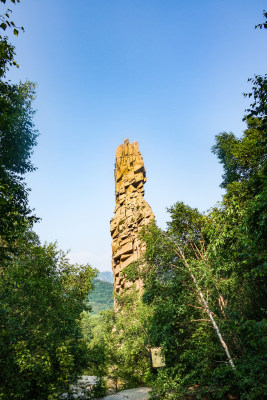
[4,0,267,271]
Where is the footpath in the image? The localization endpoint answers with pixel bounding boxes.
[62,376,151,400]
[98,387,151,400]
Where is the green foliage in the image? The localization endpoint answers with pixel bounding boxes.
[87,279,113,314]
[89,377,107,398]
[244,75,267,127]
[0,80,39,252]
[111,289,154,388]
[141,219,231,398]
[0,1,38,256]
[0,35,16,75]
[0,0,24,75]
[80,311,111,380]
[121,262,140,282]
[141,202,267,397]
[82,288,154,391]
[0,231,98,399]
[212,118,266,190]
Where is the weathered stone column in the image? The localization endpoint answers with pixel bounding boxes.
[110,139,154,295]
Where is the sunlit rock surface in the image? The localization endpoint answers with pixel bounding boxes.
[110,139,154,295]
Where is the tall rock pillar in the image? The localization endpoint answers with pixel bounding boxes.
[110,139,154,295]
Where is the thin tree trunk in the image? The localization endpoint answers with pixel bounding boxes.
[163,233,236,370]
[177,249,236,370]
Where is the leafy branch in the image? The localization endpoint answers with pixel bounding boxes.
[0,0,24,36]
[255,10,267,29]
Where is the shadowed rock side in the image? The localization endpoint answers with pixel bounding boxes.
[110,139,154,295]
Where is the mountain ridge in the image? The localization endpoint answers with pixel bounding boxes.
[98,271,113,283]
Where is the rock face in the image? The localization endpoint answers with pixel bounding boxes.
[110,139,154,295]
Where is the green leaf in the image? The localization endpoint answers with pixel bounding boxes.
[13,28,19,36]
[0,22,7,31]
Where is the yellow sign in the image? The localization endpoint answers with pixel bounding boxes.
[151,347,165,368]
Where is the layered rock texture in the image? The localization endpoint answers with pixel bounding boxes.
[110,139,154,295]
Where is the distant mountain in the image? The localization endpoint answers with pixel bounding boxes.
[98,271,113,283]
[88,279,113,314]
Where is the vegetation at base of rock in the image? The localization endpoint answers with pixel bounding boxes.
[88,278,113,314]
[81,288,154,391]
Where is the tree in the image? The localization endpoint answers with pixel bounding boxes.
[212,118,266,190]
[0,231,98,399]
[140,214,237,399]
[0,81,39,252]
[0,0,38,256]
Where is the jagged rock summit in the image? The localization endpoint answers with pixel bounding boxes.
[110,139,154,295]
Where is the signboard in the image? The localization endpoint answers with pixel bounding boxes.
[151,347,166,368]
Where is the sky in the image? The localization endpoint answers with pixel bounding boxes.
[4,0,267,272]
